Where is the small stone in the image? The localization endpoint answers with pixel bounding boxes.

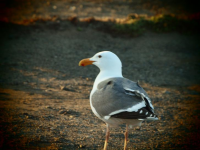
[59,110,68,115]
[165,91,170,94]
[53,5,57,9]
[60,85,65,90]
[158,129,164,132]
[46,106,53,109]
[69,6,76,11]
[60,86,76,92]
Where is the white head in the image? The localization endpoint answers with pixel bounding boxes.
[79,51,122,73]
[79,51,123,91]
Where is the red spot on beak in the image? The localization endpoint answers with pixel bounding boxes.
[81,64,85,66]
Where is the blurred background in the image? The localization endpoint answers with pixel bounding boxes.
[0,0,200,23]
[0,0,200,150]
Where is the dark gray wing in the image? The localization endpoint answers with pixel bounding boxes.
[91,77,156,120]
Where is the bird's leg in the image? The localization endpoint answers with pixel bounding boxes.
[104,124,110,150]
[124,124,128,150]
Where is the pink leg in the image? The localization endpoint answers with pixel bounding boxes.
[124,124,128,150]
[104,124,110,150]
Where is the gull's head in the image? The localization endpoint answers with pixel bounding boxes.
[79,51,122,71]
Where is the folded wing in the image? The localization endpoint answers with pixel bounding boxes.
[91,77,158,120]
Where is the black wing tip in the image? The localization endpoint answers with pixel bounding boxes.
[110,108,157,120]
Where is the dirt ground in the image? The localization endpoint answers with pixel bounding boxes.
[0,0,200,150]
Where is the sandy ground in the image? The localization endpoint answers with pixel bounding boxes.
[0,0,200,150]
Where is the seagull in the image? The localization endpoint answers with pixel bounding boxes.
[79,51,158,150]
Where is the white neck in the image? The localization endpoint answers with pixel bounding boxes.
[91,68,123,94]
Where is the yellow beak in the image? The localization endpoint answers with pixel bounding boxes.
[79,58,95,66]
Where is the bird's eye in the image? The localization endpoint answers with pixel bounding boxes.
[98,55,102,58]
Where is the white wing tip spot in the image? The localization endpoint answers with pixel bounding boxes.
[147,117,159,120]
[104,116,110,120]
